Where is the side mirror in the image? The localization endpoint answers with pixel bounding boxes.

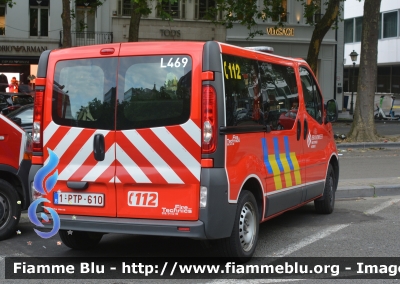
[11,117,22,126]
[325,99,338,123]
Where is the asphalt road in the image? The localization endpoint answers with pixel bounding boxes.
[1,196,400,283]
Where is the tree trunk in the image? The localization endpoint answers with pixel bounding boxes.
[128,2,142,42]
[61,0,72,48]
[306,0,341,74]
[347,0,381,142]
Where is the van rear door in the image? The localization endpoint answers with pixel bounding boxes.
[43,44,120,217]
[115,43,203,220]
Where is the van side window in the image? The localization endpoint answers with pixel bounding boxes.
[299,67,323,124]
[222,55,263,127]
[52,58,118,130]
[116,55,192,130]
[259,63,298,131]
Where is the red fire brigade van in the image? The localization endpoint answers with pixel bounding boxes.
[0,114,32,240]
[30,41,339,260]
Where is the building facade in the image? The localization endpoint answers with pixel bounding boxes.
[0,0,225,89]
[110,0,226,42]
[344,0,400,110]
[0,0,113,89]
[225,0,345,107]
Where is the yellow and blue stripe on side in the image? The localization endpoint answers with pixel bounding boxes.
[261,136,301,190]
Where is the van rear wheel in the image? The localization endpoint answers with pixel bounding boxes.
[0,179,21,241]
[59,230,103,250]
[219,190,259,262]
[314,164,336,214]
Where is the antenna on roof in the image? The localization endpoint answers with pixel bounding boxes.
[245,46,274,54]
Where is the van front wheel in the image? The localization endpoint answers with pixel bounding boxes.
[0,179,21,241]
[219,190,259,262]
[314,164,336,214]
[59,230,103,250]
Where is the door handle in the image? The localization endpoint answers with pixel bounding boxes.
[93,133,105,161]
[297,120,301,141]
[303,119,308,140]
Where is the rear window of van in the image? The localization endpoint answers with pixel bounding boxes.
[51,56,192,130]
[116,55,192,130]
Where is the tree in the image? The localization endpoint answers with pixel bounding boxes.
[211,0,343,75]
[61,0,72,48]
[347,0,381,142]
[127,0,151,42]
[127,0,176,42]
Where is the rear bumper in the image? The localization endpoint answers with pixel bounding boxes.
[40,214,207,239]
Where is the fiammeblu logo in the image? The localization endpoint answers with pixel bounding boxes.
[28,149,61,239]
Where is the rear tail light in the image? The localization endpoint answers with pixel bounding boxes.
[201,85,217,154]
[23,132,33,160]
[33,89,44,153]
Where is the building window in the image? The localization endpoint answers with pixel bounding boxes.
[29,0,49,37]
[344,18,354,43]
[344,17,363,43]
[75,0,96,39]
[272,0,288,23]
[158,0,181,19]
[355,17,363,42]
[118,0,134,16]
[195,0,215,20]
[382,11,398,38]
[306,0,322,24]
[392,66,400,94]
[343,67,358,93]
[377,67,391,93]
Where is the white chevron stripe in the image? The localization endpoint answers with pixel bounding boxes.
[116,144,151,183]
[181,119,201,146]
[151,127,200,180]
[83,144,115,181]
[58,130,109,180]
[45,127,84,164]
[43,121,60,146]
[123,131,184,184]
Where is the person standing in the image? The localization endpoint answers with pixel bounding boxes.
[9,77,19,93]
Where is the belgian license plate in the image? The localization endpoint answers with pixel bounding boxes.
[54,192,104,207]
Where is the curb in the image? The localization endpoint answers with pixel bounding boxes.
[336,184,400,199]
[336,142,400,149]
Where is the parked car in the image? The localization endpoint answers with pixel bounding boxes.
[0,114,32,240]
[18,84,35,96]
[277,109,298,130]
[6,103,33,136]
[0,92,34,115]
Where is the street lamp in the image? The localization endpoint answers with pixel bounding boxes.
[349,50,358,115]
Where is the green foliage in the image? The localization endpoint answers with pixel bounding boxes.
[130,0,152,17]
[0,0,15,8]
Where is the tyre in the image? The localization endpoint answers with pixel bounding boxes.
[59,230,103,250]
[314,164,336,214]
[219,190,259,262]
[0,179,21,241]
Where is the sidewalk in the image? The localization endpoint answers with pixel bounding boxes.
[335,111,400,198]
